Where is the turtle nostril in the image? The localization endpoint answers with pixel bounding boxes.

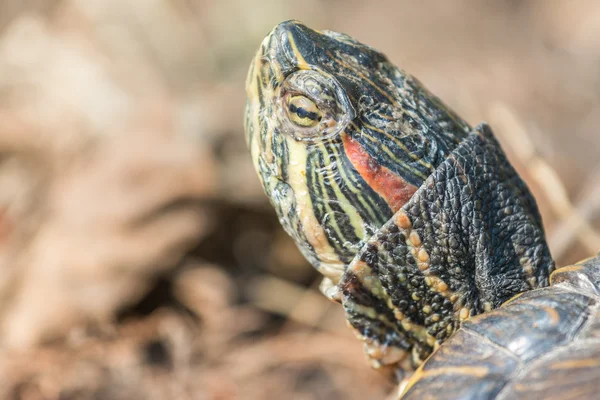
[274,20,305,36]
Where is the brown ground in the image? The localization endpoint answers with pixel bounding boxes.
[0,1,598,399]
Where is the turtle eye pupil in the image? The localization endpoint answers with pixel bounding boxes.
[288,95,322,127]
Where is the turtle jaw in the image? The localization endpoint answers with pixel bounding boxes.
[244,21,369,282]
[244,25,351,282]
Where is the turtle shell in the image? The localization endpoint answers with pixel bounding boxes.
[400,254,600,399]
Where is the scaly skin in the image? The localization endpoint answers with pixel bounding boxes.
[244,20,554,379]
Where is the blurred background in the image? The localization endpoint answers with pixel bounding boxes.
[0,0,599,399]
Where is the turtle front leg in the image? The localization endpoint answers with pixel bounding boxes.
[337,124,555,376]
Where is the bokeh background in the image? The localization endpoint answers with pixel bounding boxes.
[0,1,599,399]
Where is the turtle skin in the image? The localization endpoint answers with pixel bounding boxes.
[244,20,596,400]
[401,254,600,400]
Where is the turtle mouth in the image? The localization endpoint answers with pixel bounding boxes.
[266,172,291,197]
[267,171,348,280]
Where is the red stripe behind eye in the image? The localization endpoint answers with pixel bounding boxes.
[342,134,417,212]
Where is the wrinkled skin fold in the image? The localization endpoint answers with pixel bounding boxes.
[339,124,553,374]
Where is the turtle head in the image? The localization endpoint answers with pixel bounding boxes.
[244,21,470,283]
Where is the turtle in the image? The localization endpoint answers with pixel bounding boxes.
[244,20,600,399]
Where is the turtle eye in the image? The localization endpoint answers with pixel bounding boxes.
[278,69,355,142]
[287,95,322,127]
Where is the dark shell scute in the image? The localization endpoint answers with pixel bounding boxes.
[402,329,519,400]
[497,339,600,400]
[462,287,595,363]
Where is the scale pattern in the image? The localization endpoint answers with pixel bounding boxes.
[339,124,554,370]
